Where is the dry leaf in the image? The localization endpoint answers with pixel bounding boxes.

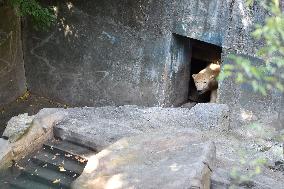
[78,158,87,163]
[65,154,72,157]
[59,165,66,172]
[15,163,25,170]
[52,179,61,184]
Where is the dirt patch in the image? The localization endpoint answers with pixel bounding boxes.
[0,92,67,135]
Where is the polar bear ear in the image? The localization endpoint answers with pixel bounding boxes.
[192,74,196,78]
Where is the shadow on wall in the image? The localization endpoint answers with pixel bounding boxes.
[0,5,26,106]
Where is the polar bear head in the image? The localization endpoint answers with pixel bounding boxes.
[192,63,220,94]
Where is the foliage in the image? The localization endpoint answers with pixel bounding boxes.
[7,0,55,30]
[229,151,267,189]
[219,0,284,96]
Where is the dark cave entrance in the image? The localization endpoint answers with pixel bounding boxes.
[170,34,222,107]
[188,38,222,103]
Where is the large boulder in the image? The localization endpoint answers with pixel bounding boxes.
[3,113,35,143]
[0,138,12,170]
[72,129,216,189]
[0,108,67,168]
[10,109,67,160]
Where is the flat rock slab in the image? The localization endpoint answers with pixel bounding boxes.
[72,130,216,189]
[55,104,229,151]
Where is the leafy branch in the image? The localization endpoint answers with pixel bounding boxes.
[7,0,56,30]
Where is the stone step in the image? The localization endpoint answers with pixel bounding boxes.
[9,175,55,189]
[21,162,73,188]
[5,138,96,188]
[53,127,97,151]
[31,157,80,178]
[32,148,86,175]
[0,163,23,188]
[43,139,95,158]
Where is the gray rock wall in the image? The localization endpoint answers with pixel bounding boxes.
[0,6,26,106]
[22,0,270,110]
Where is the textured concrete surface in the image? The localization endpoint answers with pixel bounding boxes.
[23,0,267,107]
[0,6,26,106]
[72,130,216,189]
[54,104,230,151]
[218,52,284,128]
[189,103,230,131]
[21,0,280,128]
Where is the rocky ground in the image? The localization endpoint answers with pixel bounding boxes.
[1,104,283,188]
[52,105,284,188]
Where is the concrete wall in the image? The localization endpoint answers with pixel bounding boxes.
[23,0,178,107]
[0,6,26,106]
[22,0,271,110]
[218,51,283,127]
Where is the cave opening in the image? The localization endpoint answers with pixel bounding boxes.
[170,34,222,107]
[188,38,222,104]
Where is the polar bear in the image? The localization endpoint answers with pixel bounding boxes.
[192,61,221,103]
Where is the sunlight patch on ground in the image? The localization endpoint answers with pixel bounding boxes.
[169,163,182,172]
[240,109,255,121]
[84,149,111,173]
[105,174,124,189]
